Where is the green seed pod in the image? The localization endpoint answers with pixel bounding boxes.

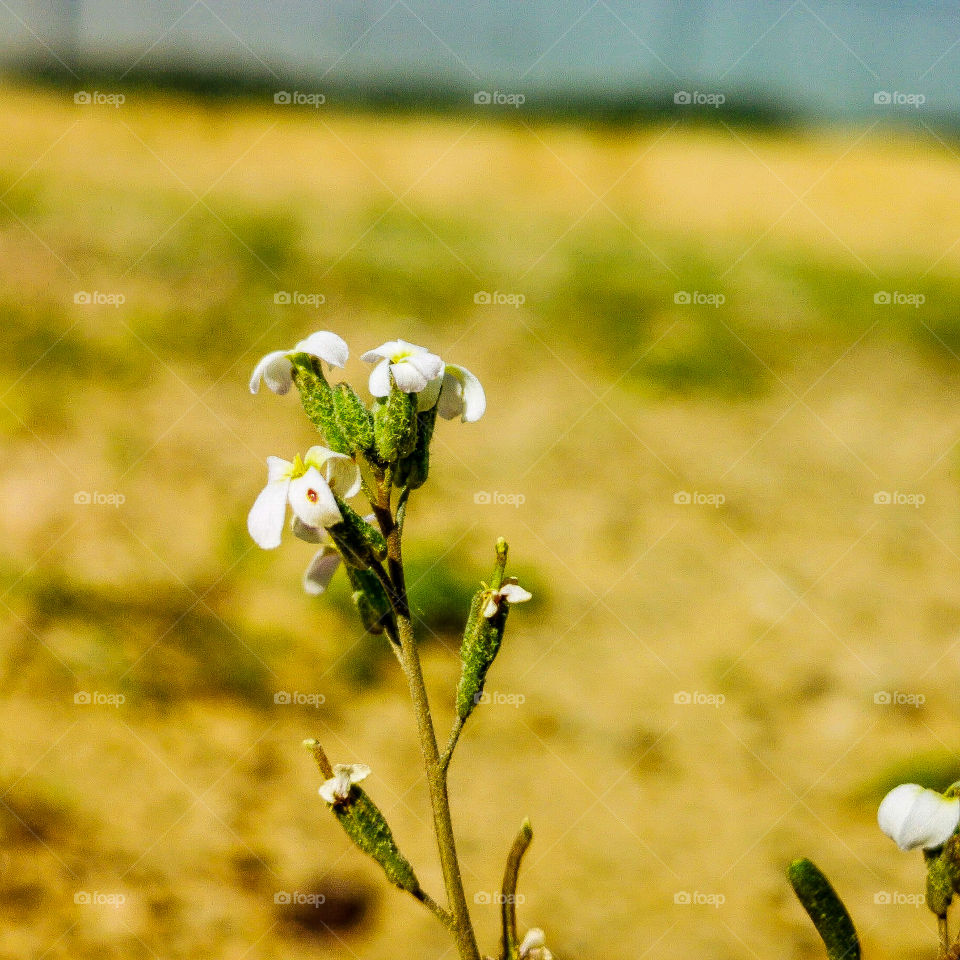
[346,567,392,635]
[788,858,860,960]
[399,405,438,491]
[332,787,421,894]
[327,500,388,569]
[290,354,350,454]
[925,834,960,916]
[332,382,375,455]
[374,386,418,462]
[455,588,509,720]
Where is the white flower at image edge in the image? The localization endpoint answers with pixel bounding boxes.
[519,928,553,960]
[483,577,532,618]
[247,446,360,550]
[878,783,960,850]
[361,339,444,394]
[417,363,486,423]
[319,763,371,805]
[249,330,349,395]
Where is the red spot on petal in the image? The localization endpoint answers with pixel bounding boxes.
[306,489,319,503]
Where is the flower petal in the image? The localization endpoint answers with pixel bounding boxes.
[250,350,294,395]
[319,779,341,804]
[500,583,532,605]
[339,762,371,785]
[482,595,499,618]
[441,364,486,422]
[361,341,403,363]
[879,783,960,850]
[305,445,361,499]
[247,478,290,549]
[390,359,429,393]
[368,358,392,397]
[405,350,444,382]
[289,467,343,529]
[291,515,326,543]
[294,331,349,369]
[303,546,341,595]
[266,455,293,483]
[417,373,443,411]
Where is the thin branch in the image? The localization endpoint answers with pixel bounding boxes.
[499,819,533,960]
[440,715,466,778]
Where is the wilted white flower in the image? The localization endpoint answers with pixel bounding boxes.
[247,446,360,550]
[519,928,552,960]
[249,330,349,395]
[361,339,444,395]
[295,513,377,595]
[418,363,486,422]
[878,783,960,850]
[319,763,371,804]
[483,577,532,618]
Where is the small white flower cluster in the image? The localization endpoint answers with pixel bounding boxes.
[319,762,370,805]
[519,928,552,960]
[247,331,486,593]
[878,783,960,851]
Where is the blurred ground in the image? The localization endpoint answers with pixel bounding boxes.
[4,82,960,959]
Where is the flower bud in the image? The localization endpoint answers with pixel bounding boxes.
[787,858,860,960]
[330,786,421,894]
[878,784,960,851]
[332,382,375,455]
[373,384,418,463]
[290,353,350,454]
[327,500,388,569]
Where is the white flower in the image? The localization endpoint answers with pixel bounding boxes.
[417,363,486,422]
[249,331,349,395]
[361,339,444,395]
[519,929,552,960]
[483,577,532,618]
[247,446,360,550]
[295,513,377,595]
[878,783,960,850]
[319,763,371,804]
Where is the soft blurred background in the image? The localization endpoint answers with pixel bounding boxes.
[4,2,960,959]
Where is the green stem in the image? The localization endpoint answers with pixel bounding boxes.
[372,478,480,960]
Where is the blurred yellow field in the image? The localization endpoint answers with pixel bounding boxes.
[4,81,960,959]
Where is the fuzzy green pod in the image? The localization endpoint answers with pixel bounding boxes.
[332,787,421,893]
[332,382,375,455]
[924,834,960,917]
[455,588,509,720]
[397,406,438,490]
[374,386,418,462]
[290,354,349,453]
[327,500,388,569]
[347,567,392,635]
[788,858,860,960]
